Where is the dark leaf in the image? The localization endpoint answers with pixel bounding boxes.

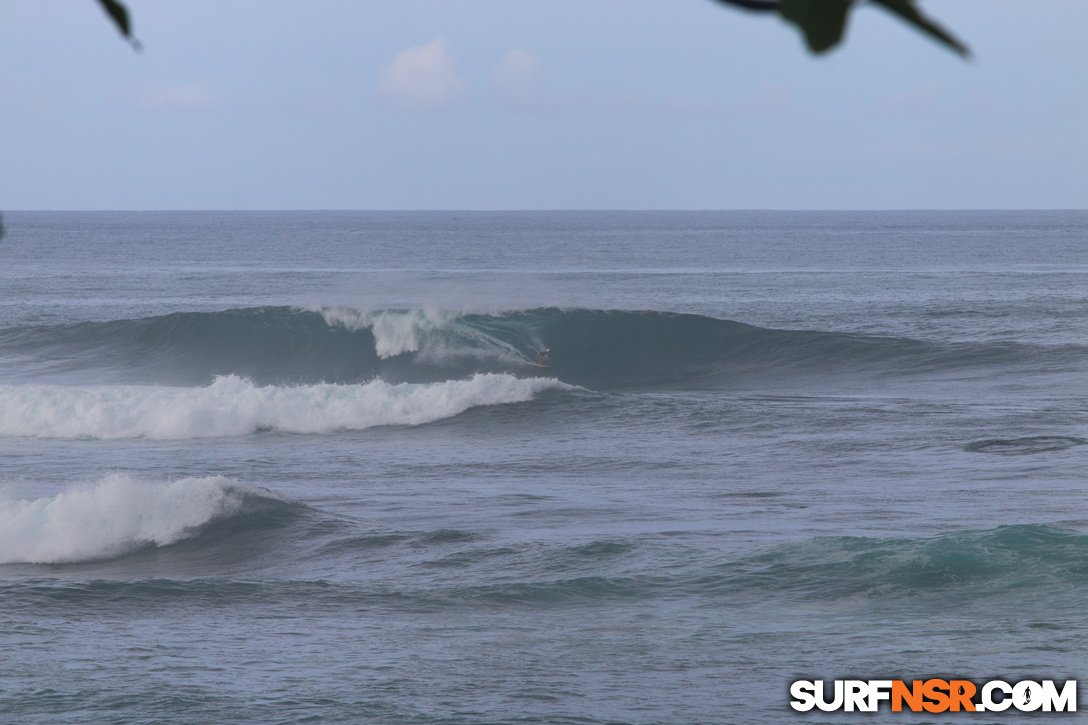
[777,0,852,54]
[869,0,970,57]
[95,0,141,50]
[711,0,779,11]
[96,0,130,36]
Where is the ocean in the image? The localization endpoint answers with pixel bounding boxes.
[1,210,1086,724]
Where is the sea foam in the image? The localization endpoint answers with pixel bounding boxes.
[0,373,566,440]
[316,307,456,357]
[314,306,530,365]
[0,475,249,564]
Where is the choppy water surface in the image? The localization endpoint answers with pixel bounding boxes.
[1,211,1087,724]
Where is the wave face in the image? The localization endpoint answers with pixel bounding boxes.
[0,476,284,564]
[1,306,1071,389]
[0,373,566,440]
[713,524,1088,601]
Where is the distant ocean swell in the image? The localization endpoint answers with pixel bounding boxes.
[2,306,1076,388]
[0,373,569,440]
[5,481,1087,607]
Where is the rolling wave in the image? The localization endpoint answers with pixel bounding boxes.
[1,306,1075,389]
[0,373,568,440]
[8,523,1087,607]
[0,475,288,564]
[715,524,1088,600]
[398,525,1088,604]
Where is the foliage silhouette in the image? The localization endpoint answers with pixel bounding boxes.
[96,0,141,50]
[713,0,967,56]
[0,0,970,243]
[93,0,966,58]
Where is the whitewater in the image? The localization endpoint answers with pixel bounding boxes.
[0,475,256,564]
[0,374,569,439]
[1,210,1087,725]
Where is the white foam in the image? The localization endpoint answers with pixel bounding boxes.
[317,307,456,358]
[0,475,247,564]
[315,306,533,365]
[0,373,567,440]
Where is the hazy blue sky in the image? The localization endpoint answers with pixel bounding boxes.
[2,1,1085,209]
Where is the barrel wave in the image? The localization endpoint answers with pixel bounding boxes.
[1,306,1065,389]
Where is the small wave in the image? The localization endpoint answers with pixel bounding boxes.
[965,436,1087,455]
[0,373,568,440]
[715,524,1088,600]
[0,475,270,564]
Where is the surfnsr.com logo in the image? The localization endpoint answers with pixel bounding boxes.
[790,679,1077,713]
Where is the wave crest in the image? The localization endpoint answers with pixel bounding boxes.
[0,475,257,564]
[0,373,568,440]
[317,307,456,358]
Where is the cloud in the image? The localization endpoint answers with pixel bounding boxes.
[491,49,583,112]
[493,49,544,108]
[378,39,466,112]
[133,82,216,112]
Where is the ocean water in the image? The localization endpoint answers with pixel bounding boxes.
[1,210,1086,724]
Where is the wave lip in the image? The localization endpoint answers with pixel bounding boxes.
[0,475,264,564]
[0,373,569,440]
[316,307,460,358]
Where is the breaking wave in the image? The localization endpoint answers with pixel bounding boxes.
[0,475,280,564]
[1,306,1077,388]
[0,373,569,440]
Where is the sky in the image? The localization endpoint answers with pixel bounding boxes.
[1,0,1086,210]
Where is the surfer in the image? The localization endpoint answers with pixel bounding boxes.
[536,349,551,367]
